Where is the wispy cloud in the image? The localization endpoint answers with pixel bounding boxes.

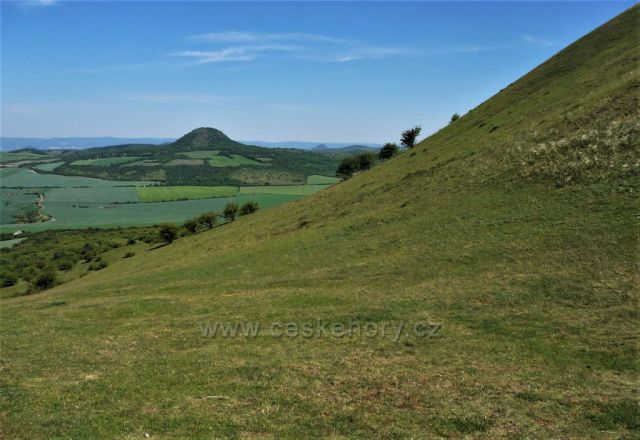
[187,31,348,45]
[13,0,58,9]
[180,30,416,64]
[169,45,298,64]
[521,34,555,47]
[124,92,237,105]
[325,46,422,63]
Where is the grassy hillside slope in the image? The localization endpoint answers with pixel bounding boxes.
[1,6,638,439]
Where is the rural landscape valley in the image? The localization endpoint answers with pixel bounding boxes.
[1,2,638,439]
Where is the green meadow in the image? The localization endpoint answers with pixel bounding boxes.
[209,154,267,167]
[70,156,141,166]
[0,168,155,188]
[0,189,38,224]
[32,161,64,171]
[0,151,49,162]
[136,185,238,202]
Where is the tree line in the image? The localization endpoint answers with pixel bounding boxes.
[159,200,260,243]
[336,125,422,179]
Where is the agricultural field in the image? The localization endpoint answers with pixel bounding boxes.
[70,156,141,166]
[0,193,300,232]
[209,154,267,167]
[33,161,64,171]
[0,189,39,224]
[136,185,238,202]
[45,187,140,204]
[239,184,331,196]
[181,150,221,159]
[0,168,155,188]
[0,150,50,163]
[0,169,338,232]
[307,174,341,185]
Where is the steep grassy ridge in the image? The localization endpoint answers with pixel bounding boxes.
[1,7,638,439]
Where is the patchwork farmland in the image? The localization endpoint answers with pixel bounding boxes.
[0,165,339,232]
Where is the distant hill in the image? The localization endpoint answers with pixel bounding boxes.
[244,140,382,149]
[1,136,381,151]
[38,128,341,186]
[0,136,175,151]
[311,144,378,154]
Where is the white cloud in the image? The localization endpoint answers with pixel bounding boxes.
[169,45,298,64]
[187,31,348,45]
[14,0,58,8]
[521,34,555,47]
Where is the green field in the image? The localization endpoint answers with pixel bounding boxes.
[0,168,155,188]
[136,186,238,202]
[70,156,141,166]
[45,187,140,204]
[239,184,331,196]
[306,174,341,185]
[181,150,221,159]
[22,194,300,230]
[209,154,267,167]
[32,162,64,171]
[0,151,49,163]
[0,189,38,223]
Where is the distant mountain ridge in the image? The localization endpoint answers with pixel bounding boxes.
[0,137,175,151]
[311,144,377,154]
[1,136,382,151]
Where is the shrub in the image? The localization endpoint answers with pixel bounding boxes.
[159,223,179,243]
[127,238,137,245]
[379,143,399,160]
[198,212,219,229]
[401,125,422,149]
[33,271,57,290]
[337,153,376,178]
[223,202,239,222]
[337,156,359,178]
[1,274,17,288]
[57,259,74,271]
[183,218,200,234]
[450,113,460,122]
[239,201,259,216]
[88,261,108,271]
[356,152,375,170]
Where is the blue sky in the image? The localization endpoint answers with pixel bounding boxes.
[1,1,633,143]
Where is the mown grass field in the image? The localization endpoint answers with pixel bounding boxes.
[70,156,141,166]
[136,186,238,202]
[1,7,638,438]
